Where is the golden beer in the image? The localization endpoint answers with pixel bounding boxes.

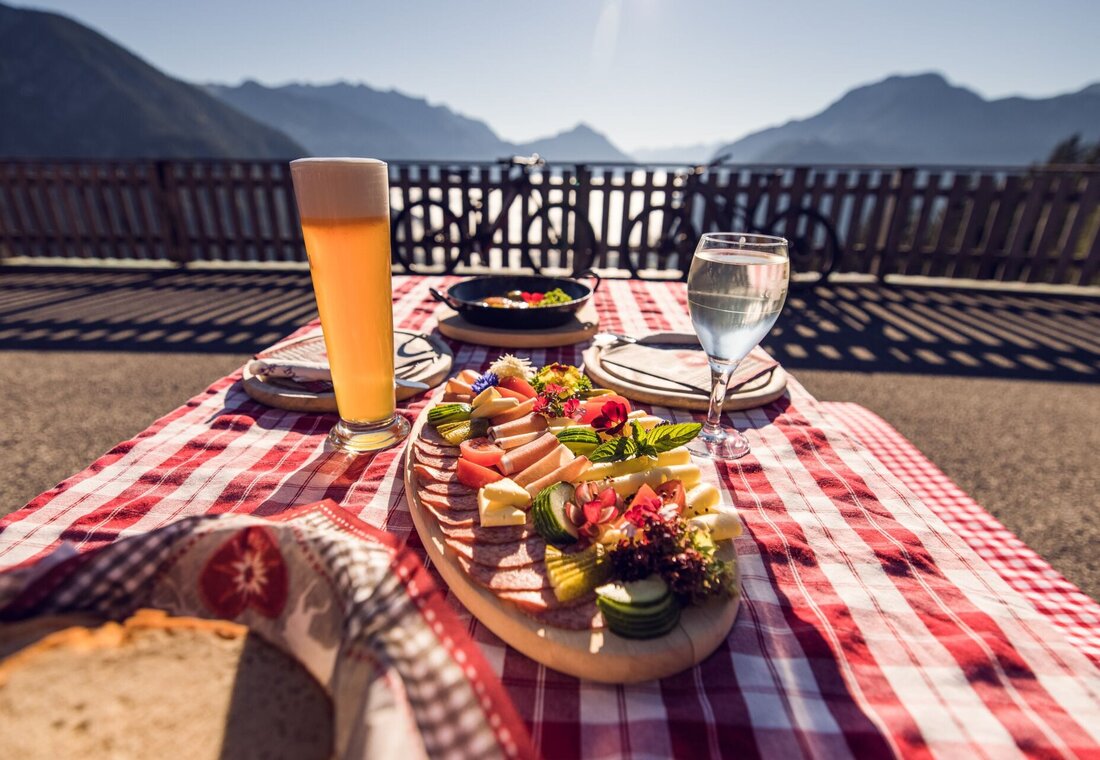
[290,159,409,452]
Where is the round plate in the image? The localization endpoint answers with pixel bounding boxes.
[241,329,452,413]
[403,403,741,684]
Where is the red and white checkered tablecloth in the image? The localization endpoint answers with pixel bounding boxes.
[2,276,1098,758]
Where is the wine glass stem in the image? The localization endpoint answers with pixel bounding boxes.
[704,359,739,440]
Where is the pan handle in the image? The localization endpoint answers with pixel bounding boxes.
[429,286,462,310]
[574,269,602,293]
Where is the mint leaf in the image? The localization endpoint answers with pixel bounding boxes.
[643,422,703,452]
[588,436,638,463]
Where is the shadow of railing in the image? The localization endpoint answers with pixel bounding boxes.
[769,283,1100,381]
[1,266,1098,382]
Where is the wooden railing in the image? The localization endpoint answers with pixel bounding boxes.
[0,159,1098,285]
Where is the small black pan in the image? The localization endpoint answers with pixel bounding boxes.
[430,272,601,330]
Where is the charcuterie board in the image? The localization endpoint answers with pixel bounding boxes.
[402,398,740,684]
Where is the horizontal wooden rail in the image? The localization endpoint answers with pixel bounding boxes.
[0,160,1097,285]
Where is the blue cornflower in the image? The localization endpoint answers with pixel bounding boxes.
[471,371,499,395]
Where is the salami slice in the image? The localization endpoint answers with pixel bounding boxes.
[455,556,551,591]
[446,536,545,567]
[439,523,533,546]
[418,491,479,512]
[413,463,463,486]
[414,436,458,460]
[416,498,475,528]
[418,482,474,499]
[412,446,459,469]
[419,425,458,449]
[494,588,557,612]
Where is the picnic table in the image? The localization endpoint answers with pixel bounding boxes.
[1,276,1098,758]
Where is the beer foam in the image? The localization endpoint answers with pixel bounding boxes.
[289,158,390,220]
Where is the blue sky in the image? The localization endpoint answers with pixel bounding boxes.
[20,0,1100,151]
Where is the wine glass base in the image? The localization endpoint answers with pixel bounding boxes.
[687,428,751,460]
[328,415,410,454]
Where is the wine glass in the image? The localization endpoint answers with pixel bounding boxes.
[686,233,789,459]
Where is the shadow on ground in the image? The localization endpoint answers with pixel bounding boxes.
[1,267,1097,382]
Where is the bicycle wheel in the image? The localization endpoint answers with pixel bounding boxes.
[623,208,696,278]
[522,203,599,275]
[391,201,468,274]
[765,207,840,286]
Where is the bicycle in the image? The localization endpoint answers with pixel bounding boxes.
[622,156,842,284]
[390,155,598,275]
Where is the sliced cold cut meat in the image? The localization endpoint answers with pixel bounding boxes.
[446,536,546,568]
[524,455,591,497]
[514,445,573,488]
[412,450,458,471]
[418,482,475,499]
[418,491,479,512]
[494,431,543,450]
[489,413,547,441]
[499,432,559,475]
[413,463,462,486]
[455,556,551,591]
[490,397,535,424]
[417,499,476,527]
[439,523,533,545]
[419,425,458,449]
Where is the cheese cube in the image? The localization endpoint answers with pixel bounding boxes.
[685,483,721,516]
[478,490,527,527]
[481,478,531,508]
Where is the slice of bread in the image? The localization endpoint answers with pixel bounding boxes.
[0,609,333,760]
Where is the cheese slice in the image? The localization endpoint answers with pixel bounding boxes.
[477,489,528,527]
[472,386,501,407]
[575,457,656,481]
[471,397,519,419]
[689,510,742,541]
[481,478,531,508]
[655,447,691,466]
[605,464,701,496]
[629,415,666,431]
[684,483,721,516]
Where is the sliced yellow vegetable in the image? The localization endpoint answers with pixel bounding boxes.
[471,397,519,419]
[478,490,527,527]
[472,386,501,407]
[481,478,531,508]
[689,511,742,541]
[684,483,721,517]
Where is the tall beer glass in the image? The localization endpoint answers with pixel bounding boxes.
[289,158,409,452]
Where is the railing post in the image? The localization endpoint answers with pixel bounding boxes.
[572,163,593,274]
[154,160,189,266]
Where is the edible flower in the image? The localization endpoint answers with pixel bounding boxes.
[532,382,583,419]
[488,354,534,380]
[471,371,499,395]
[591,400,629,437]
[532,363,592,395]
[623,488,664,527]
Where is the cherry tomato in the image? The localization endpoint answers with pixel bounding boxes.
[456,458,503,489]
[498,375,537,399]
[655,480,687,514]
[578,395,633,425]
[460,437,505,469]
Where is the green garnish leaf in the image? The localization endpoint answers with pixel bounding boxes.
[589,436,638,463]
[642,422,703,452]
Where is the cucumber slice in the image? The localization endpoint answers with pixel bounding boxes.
[530,482,579,546]
[555,427,602,455]
[595,576,670,606]
[597,598,681,639]
[428,403,473,426]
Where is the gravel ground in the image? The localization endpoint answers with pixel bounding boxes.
[1,351,1096,600]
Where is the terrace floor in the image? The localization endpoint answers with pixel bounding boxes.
[1,266,1098,598]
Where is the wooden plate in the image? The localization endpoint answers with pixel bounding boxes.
[435,301,600,348]
[402,406,740,684]
[241,329,452,413]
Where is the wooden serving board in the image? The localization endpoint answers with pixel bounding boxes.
[402,406,740,684]
[435,301,600,348]
[241,329,452,413]
[583,336,788,412]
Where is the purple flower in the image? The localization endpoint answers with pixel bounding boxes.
[471,371,499,395]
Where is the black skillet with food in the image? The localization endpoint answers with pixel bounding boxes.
[429,273,600,330]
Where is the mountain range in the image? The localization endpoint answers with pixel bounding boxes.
[1,1,1097,166]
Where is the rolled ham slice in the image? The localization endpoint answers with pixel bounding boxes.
[495,431,543,450]
[513,445,573,488]
[525,456,591,497]
[458,369,481,384]
[490,397,536,425]
[499,432,559,475]
[489,413,547,440]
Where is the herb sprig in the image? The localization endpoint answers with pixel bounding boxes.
[588,422,702,463]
